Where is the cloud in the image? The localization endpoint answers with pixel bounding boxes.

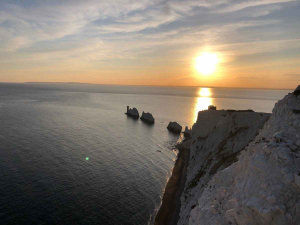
[213,0,294,13]
[0,0,162,51]
[0,0,293,53]
[0,0,299,86]
[166,0,227,14]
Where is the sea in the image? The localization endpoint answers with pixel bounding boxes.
[0,83,292,225]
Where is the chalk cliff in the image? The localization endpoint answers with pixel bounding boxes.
[178,87,300,225]
[177,109,270,224]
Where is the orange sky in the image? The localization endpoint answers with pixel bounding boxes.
[0,0,299,89]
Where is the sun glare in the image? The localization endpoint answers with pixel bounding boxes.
[193,88,213,122]
[199,88,211,97]
[195,52,218,75]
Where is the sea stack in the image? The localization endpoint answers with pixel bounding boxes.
[167,122,182,134]
[125,106,139,119]
[140,111,155,124]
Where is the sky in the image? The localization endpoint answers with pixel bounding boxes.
[0,0,299,88]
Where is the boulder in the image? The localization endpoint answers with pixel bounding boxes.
[140,111,155,124]
[126,106,139,119]
[167,122,182,134]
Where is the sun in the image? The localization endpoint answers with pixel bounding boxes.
[195,52,218,75]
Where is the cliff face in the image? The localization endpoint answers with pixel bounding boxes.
[178,109,270,225]
[179,87,300,225]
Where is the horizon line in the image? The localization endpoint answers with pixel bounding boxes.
[0,81,295,91]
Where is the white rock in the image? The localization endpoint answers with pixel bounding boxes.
[277,148,291,160]
[177,109,270,225]
[295,174,300,188]
[264,146,272,155]
[266,196,277,204]
[274,131,284,142]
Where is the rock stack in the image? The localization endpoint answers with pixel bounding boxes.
[125,106,139,119]
[167,122,182,134]
[140,111,155,124]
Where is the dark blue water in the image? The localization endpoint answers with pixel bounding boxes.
[0,83,291,224]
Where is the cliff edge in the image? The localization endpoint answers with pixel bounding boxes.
[178,108,270,225]
[181,86,300,224]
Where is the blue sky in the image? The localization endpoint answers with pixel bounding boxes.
[0,0,299,88]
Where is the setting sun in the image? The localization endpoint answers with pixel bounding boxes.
[195,52,218,75]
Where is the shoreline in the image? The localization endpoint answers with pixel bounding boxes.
[154,139,190,225]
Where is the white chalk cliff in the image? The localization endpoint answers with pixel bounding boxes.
[178,86,300,225]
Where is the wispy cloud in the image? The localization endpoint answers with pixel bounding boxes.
[213,0,295,13]
[0,0,299,87]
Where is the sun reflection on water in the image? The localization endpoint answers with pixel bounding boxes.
[193,88,213,122]
[199,88,211,97]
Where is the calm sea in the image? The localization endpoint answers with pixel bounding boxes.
[0,83,291,225]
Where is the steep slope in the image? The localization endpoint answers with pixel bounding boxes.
[178,109,270,225]
[188,87,300,224]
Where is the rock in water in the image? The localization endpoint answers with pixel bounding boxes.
[140,111,155,124]
[125,106,139,119]
[179,86,300,225]
[167,122,182,134]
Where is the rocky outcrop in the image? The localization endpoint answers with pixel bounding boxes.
[125,106,139,118]
[140,111,155,124]
[183,126,192,138]
[178,86,300,225]
[167,122,182,134]
[177,108,270,225]
[293,85,300,97]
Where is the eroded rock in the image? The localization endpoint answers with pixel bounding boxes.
[126,106,139,118]
[140,111,155,124]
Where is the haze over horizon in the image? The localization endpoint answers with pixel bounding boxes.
[1,0,299,89]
